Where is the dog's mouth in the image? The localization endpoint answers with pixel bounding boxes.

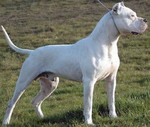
[131,31,140,35]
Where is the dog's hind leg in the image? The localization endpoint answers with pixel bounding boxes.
[32,74,59,118]
[2,74,34,125]
[2,58,40,125]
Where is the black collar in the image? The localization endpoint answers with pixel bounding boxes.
[109,11,121,34]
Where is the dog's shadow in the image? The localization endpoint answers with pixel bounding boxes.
[8,109,83,127]
[9,105,110,126]
[97,104,109,117]
[41,104,110,125]
[41,109,83,125]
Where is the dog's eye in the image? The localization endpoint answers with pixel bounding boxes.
[130,14,136,20]
[131,15,135,17]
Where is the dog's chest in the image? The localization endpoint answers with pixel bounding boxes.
[93,55,119,80]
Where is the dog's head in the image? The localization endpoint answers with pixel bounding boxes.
[112,2,148,35]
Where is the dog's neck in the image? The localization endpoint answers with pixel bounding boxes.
[90,12,120,45]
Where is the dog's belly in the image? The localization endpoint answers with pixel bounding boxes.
[50,61,83,81]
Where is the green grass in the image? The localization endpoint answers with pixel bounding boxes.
[0,0,150,127]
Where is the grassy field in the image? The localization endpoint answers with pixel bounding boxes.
[0,0,150,127]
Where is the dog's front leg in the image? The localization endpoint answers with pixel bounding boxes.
[106,74,117,118]
[83,78,96,125]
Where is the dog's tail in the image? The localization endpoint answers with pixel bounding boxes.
[1,26,33,55]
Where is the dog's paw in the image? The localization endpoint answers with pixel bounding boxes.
[109,112,118,118]
[85,119,95,126]
[85,122,96,126]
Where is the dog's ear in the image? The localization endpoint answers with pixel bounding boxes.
[112,2,124,15]
[120,1,125,7]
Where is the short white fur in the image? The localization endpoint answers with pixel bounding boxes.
[2,2,147,125]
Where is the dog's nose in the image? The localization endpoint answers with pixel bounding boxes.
[143,18,147,23]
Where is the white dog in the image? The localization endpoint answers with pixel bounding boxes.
[2,2,147,125]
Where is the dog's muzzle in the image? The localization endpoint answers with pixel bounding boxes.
[131,18,148,35]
